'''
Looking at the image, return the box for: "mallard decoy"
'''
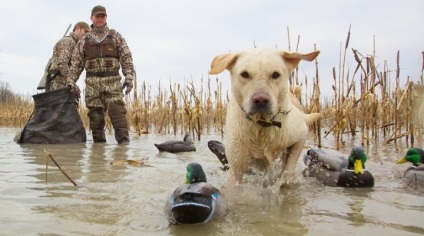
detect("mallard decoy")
[165,162,228,224]
[396,148,424,167]
[303,146,374,187]
[154,133,196,153]
[396,148,424,189]
[207,140,229,171]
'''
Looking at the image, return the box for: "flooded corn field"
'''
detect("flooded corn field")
[0,127,423,235]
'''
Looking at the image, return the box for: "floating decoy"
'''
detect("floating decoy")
[207,140,229,171]
[154,133,196,153]
[303,146,374,187]
[396,148,424,190]
[165,162,228,224]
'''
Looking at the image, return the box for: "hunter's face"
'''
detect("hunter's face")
[91,14,107,28]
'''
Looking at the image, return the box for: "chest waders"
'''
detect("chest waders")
[84,31,129,144]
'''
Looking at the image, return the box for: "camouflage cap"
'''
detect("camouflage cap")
[91,5,107,16]
[74,21,90,32]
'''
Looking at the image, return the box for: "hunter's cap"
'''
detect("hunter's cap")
[91,5,107,16]
[74,21,90,32]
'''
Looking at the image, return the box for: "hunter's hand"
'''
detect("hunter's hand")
[65,78,75,89]
[72,84,81,99]
[65,78,80,99]
[122,78,133,95]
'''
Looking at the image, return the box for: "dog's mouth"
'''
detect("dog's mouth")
[249,113,273,123]
[242,107,291,128]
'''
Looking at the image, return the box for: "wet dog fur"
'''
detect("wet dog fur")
[209,48,321,187]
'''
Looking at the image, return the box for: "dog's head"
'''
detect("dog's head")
[209,48,320,121]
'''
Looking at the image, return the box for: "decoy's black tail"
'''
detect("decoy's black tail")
[207,140,229,171]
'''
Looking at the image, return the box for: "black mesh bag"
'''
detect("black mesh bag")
[18,87,86,144]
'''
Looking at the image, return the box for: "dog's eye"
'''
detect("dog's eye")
[271,72,280,79]
[240,71,249,79]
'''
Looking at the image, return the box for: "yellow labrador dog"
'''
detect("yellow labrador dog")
[209,48,321,187]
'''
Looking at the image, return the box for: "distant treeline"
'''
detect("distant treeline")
[0,81,33,127]
[0,81,19,103]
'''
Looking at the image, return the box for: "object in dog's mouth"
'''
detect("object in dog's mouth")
[245,114,282,128]
[251,115,267,123]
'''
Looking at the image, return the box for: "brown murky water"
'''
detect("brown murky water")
[1,127,423,235]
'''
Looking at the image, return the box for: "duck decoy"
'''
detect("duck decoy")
[207,140,229,171]
[396,148,424,189]
[154,133,196,153]
[165,162,228,224]
[303,146,374,187]
[396,148,424,167]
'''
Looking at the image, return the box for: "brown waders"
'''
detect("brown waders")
[88,102,129,144]
[88,107,106,142]
[108,102,129,143]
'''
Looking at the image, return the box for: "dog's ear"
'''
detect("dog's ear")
[209,53,239,75]
[280,51,320,70]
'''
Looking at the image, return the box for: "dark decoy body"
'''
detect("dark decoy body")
[207,140,229,171]
[396,148,424,190]
[165,162,228,224]
[303,147,374,187]
[154,133,196,153]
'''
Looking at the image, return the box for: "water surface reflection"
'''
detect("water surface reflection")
[0,127,423,235]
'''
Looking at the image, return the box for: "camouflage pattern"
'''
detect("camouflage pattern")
[85,57,120,74]
[85,76,123,108]
[68,24,134,143]
[69,24,135,107]
[49,32,80,91]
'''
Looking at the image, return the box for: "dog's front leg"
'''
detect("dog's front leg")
[225,143,252,185]
[277,140,305,186]
[226,157,252,185]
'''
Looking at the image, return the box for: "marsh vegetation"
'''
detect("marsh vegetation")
[1,29,423,150]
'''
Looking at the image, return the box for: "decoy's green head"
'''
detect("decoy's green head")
[348,146,367,174]
[396,148,424,167]
[185,162,207,184]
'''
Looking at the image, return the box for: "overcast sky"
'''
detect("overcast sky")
[0,0,423,97]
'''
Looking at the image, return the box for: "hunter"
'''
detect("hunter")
[47,22,90,93]
[67,5,135,144]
